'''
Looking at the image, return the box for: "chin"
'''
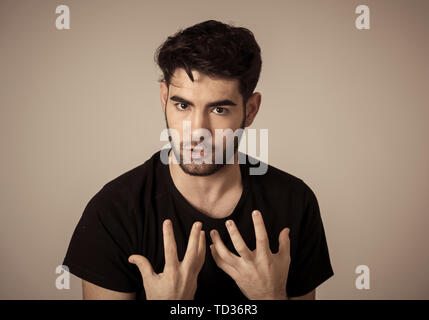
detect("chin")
[179,163,226,176]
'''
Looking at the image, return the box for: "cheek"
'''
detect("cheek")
[212,112,243,132]
[165,108,183,146]
[166,106,185,128]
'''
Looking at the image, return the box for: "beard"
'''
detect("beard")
[168,136,240,176]
[165,110,246,177]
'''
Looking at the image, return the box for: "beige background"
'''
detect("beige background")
[1,0,428,299]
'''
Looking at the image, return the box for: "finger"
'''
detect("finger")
[225,220,251,260]
[210,244,238,279]
[128,254,155,279]
[163,219,179,268]
[252,210,270,253]
[197,230,206,261]
[209,229,239,266]
[197,230,206,269]
[183,221,202,266]
[278,227,291,258]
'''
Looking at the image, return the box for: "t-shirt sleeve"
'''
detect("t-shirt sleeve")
[286,181,334,298]
[62,189,142,293]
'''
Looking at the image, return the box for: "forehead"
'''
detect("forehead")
[169,68,240,100]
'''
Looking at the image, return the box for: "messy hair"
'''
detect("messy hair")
[154,20,262,105]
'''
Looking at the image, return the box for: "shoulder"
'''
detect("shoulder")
[244,153,312,200]
[103,150,160,194]
[86,150,160,219]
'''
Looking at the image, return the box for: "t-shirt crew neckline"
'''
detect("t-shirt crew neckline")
[159,148,250,227]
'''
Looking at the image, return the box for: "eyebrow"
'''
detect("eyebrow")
[169,95,237,108]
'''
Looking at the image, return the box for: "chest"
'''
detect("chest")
[180,186,244,219]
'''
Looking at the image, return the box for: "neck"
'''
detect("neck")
[168,149,242,207]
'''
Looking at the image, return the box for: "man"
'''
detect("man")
[62,20,334,300]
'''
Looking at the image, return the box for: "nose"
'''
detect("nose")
[190,107,211,140]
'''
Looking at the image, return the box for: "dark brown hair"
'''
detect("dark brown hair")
[154,20,262,105]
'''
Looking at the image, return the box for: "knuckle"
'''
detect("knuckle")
[186,261,198,273]
[170,268,179,280]
[257,239,268,248]
[236,244,246,253]
[229,229,237,237]
[165,263,179,274]
[257,234,268,241]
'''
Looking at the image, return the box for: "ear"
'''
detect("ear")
[160,81,168,113]
[244,92,261,127]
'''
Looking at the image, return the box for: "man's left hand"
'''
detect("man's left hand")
[209,210,291,300]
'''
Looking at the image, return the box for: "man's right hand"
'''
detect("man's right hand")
[128,219,206,300]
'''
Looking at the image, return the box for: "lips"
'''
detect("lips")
[182,144,210,159]
[191,148,204,158]
[182,146,206,159]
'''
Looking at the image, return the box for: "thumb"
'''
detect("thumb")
[278,227,291,257]
[128,254,155,279]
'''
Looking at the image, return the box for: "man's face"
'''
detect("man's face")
[161,68,246,176]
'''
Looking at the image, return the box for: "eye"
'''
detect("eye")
[174,103,188,111]
[213,107,228,115]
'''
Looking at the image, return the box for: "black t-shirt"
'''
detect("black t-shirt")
[62,148,334,300]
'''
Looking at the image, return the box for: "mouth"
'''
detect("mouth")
[191,148,205,158]
[183,147,205,159]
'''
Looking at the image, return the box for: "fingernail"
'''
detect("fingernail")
[226,220,232,228]
[164,219,171,226]
[195,221,202,229]
[252,210,260,216]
